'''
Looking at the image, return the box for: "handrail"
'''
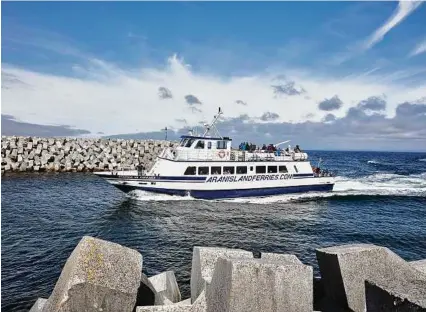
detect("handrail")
[158,148,308,162]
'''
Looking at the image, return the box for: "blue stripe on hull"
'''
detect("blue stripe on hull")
[114,184,334,199]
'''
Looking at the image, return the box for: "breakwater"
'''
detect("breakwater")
[1,136,177,175]
[28,236,426,312]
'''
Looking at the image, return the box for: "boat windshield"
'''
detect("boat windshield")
[185,138,195,148]
[180,138,189,147]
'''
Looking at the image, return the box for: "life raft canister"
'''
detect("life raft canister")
[218,150,226,158]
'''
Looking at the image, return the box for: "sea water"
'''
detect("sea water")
[1,150,426,311]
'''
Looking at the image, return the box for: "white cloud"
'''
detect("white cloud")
[363,1,423,51]
[2,54,425,136]
[409,39,426,57]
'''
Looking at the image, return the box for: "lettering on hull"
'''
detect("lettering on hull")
[206,173,293,183]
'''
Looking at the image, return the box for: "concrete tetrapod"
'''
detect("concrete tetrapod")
[365,278,426,311]
[190,247,253,302]
[206,257,313,312]
[29,298,47,312]
[411,259,426,274]
[316,244,426,312]
[148,271,181,305]
[40,236,142,312]
[136,290,206,312]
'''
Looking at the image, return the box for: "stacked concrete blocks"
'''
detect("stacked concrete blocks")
[316,244,426,312]
[28,237,426,312]
[1,136,178,174]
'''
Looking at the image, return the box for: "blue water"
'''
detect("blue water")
[1,151,426,311]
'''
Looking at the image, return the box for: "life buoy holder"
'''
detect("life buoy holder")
[218,150,226,158]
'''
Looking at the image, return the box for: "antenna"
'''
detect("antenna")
[202,107,223,138]
[161,126,168,140]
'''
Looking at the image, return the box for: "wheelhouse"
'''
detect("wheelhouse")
[178,135,232,151]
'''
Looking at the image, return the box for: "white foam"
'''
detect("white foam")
[332,173,426,196]
[419,158,426,162]
[129,172,426,204]
[224,172,426,204]
[367,160,380,164]
[127,190,195,201]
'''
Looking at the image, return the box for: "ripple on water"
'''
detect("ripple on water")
[2,150,426,311]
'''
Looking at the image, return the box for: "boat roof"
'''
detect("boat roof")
[180,135,232,141]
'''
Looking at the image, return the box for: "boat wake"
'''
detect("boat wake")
[227,172,426,204]
[127,190,195,202]
[128,172,425,203]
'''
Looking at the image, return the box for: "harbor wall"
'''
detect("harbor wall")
[1,136,178,175]
[29,236,426,312]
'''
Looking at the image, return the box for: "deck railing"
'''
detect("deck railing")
[159,148,307,162]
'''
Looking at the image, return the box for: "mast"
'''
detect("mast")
[202,107,223,138]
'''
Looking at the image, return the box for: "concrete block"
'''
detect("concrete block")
[175,299,191,306]
[149,271,181,304]
[207,257,313,312]
[316,244,426,312]
[136,305,191,312]
[191,247,253,302]
[411,259,426,274]
[41,236,142,312]
[135,273,156,307]
[29,298,47,312]
[261,252,302,265]
[191,290,206,312]
[365,279,426,311]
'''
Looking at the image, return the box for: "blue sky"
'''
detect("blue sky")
[2,1,426,151]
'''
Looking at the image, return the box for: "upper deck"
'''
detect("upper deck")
[159,136,308,163]
[159,107,308,163]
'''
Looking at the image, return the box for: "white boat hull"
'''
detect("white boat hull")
[95,171,335,200]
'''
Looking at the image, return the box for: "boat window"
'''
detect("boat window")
[236,166,247,174]
[198,166,209,175]
[207,141,212,149]
[250,166,253,171]
[185,139,195,148]
[268,166,277,173]
[279,166,288,173]
[180,138,188,147]
[293,165,299,173]
[184,166,196,175]
[195,140,205,149]
[256,166,266,174]
[223,166,235,175]
[211,166,221,175]
[217,140,227,149]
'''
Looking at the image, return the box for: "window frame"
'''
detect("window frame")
[236,166,247,174]
[184,166,196,175]
[216,140,227,149]
[256,166,266,174]
[198,166,209,175]
[223,166,235,174]
[211,166,222,175]
[195,140,205,149]
[279,166,288,173]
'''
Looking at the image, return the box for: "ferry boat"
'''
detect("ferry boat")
[94,108,335,199]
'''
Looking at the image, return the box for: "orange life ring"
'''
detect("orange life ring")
[218,150,225,158]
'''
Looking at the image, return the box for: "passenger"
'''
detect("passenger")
[294,145,301,153]
[262,144,267,150]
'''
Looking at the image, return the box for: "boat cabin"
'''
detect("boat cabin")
[178,135,232,151]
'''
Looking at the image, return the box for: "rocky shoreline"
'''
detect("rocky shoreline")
[1,136,177,175]
[29,236,426,312]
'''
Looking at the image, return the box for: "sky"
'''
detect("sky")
[1,1,426,151]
